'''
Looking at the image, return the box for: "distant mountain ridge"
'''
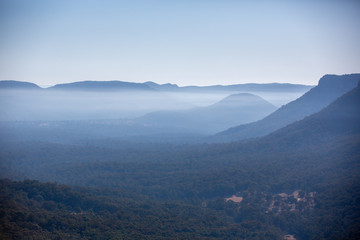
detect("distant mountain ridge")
[50,80,154,91]
[136,93,277,134]
[0,80,313,93]
[258,79,360,149]
[210,93,272,108]
[1,79,359,240]
[213,74,360,142]
[144,81,313,93]
[0,80,41,89]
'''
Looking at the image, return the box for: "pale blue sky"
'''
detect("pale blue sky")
[0,0,359,86]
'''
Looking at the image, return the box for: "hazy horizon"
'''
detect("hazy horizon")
[1,0,359,87]
[0,78,318,88]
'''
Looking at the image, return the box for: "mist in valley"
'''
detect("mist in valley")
[1,0,360,238]
[0,89,193,121]
[1,76,359,240]
[0,87,307,121]
[0,83,314,145]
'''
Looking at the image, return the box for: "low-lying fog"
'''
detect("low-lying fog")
[0,90,193,121]
[164,91,305,107]
[0,87,312,143]
[0,89,305,121]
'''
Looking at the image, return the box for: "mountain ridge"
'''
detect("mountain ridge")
[144,81,313,93]
[0,80,41,89]
[212,73,360,142]
[0,80,313,92]
[49,80,155,91]
[136,93,277,134]
[256,80,360,151]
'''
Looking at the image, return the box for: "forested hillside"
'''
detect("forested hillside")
[0,179,288,240]
[214,74,360,142]
[1,0,359,238]
[0,79,359,239]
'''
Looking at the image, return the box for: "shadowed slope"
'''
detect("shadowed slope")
[213,74,360,142]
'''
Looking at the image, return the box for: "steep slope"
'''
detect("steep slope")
[257,80,360,150]
[0,80,41,89]
[1,80,359,240]
[213,74,360,142]
[50,80,154,91]
[2,79,359,198]
[136,93,277,134]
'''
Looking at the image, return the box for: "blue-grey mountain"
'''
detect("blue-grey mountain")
[0,80,41,89]
[136,93,277,134]
[1,75,359,240]
[144,81,313,93]
[213,74,360,142]
[254,79,360,150]
[50,80,154,91]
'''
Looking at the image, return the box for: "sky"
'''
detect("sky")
[0,0,359,87]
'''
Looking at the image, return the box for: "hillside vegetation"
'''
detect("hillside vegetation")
[0,77,359,239]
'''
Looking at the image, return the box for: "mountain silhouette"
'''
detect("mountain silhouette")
[50,80,154,91]
[144,81,313,93]
[137,93,277,134]
[0,80,41,89]
[213,74,360,142]
[256,80,360,151]
[144,81,180,91]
